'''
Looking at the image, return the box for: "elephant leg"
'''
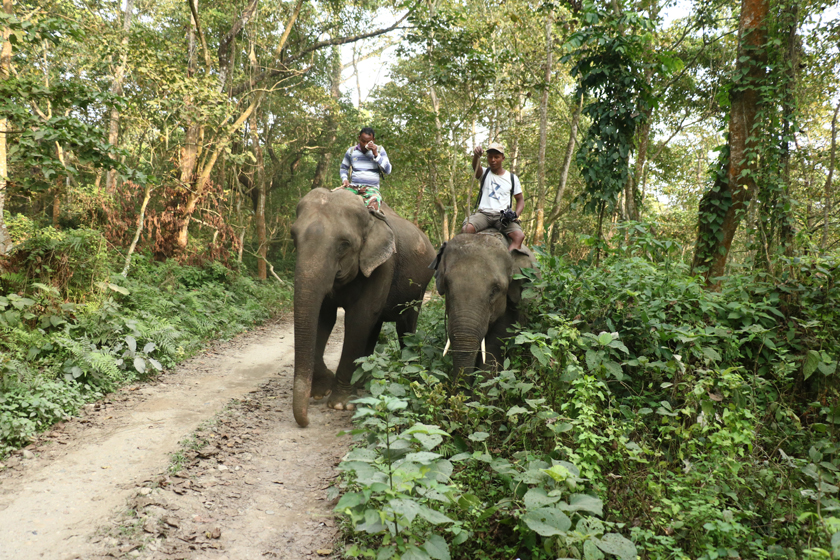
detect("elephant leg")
[395,304,420,348]
[312,300,337,400]
[484,320,510,372]
[365,320,385,356]
[328,309,381,411]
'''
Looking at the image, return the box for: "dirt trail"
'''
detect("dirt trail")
[0,314,353,560]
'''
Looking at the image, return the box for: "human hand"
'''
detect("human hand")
[342,179,350,188]
[366,141,378,157]
[473,145,484,158]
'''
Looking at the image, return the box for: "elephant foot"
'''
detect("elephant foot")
[311,367,335,400]
[327,386,356,411]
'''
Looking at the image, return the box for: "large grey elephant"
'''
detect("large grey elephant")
[430,231,538,375]
[291,188,435,427]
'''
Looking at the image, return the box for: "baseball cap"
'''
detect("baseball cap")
[486,142,505,155]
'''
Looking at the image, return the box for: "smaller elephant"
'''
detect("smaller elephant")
[430,231,538,376]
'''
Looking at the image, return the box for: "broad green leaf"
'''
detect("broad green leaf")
[401,545,431,560]
[506,406,528,416]
[422,535,451,560]
[386,398,408,411]
[414,433,443,450]
[334,492,364,511]
[417,505,454,524]
[524,487,560,509]
[389,498,421,523]
[594,533,637,560]
[542,464,572,482]
[804,350,820,379]
[126,336,137,353]
[133,357,146,374]
[531,344,549,366]
[702,347,721,362]
[597,332,613,345]
[468,431,489,442]
[522,507,572,536]
[584,539,605,560]
[404,452,441,464]
[586,349,601,371]
[562,494,604,517]
[818,361,837,376]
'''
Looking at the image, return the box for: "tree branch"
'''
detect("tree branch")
[187,0,213,69]
[230,11,409,96]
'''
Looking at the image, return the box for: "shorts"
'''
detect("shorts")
[463,210,523,236]
[340,184,381,211]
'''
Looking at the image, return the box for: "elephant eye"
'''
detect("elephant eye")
[337,240,351,254]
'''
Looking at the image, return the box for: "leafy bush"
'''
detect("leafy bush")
[0,236,290,459]
[335,227,840,559]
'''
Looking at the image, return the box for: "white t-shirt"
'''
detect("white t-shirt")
[477,168,523,212]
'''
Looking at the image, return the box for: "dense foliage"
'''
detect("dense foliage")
[335,225,839,559]
[0,224,289,458]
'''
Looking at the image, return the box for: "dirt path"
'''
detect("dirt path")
[0,314,354,560]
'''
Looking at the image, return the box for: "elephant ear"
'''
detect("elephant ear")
[429,243,448,294]
[507,247,539,305]
[360,218,396,277]
[428,243,448,295]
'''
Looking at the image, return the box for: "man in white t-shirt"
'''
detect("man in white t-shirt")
[461,142,525,251]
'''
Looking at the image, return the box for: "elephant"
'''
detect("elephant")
[291,187,436,427]
[430,230,538,376]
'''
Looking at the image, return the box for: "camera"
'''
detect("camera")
[500,208,517,227]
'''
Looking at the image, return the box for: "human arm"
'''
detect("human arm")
[472,146,484,179]
[340,148,352,186]
[513,193,525,218]
[371,145,392,175]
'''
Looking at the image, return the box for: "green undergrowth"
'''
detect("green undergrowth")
[334,225,840,559]
[0,226,290,459]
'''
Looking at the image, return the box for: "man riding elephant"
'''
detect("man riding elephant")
[337,127,391,218]
[462,142,526,251]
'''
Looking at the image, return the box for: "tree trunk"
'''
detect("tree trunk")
[105,0,134,193]
[546,95,582,226]
[180,3,200,185]
[823,102,839,251]
[0,0,14,255]
[692,0,768,287]
[250,105,267,280]
[311,47,341,190]
[625,116,649,221]
[535,11,554,243]
[176,0,303,251]
[121,184,153,277]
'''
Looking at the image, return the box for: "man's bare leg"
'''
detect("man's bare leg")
[508,230,525,251]
[462,223,477,234]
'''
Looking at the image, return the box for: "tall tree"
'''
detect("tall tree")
[0,0,12,255]
[105,0,134,193]
[692,0,769,286]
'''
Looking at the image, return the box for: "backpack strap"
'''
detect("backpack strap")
[509,172,517,209]
[474,168,491,212]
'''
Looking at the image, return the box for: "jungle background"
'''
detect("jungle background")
[1,0,839,557]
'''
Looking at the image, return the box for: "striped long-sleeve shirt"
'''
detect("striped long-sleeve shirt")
[339,145,392,187]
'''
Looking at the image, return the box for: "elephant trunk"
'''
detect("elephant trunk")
[448,306,489,376]
[293,271,330,428]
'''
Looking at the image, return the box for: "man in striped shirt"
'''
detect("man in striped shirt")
[338,127,392,216]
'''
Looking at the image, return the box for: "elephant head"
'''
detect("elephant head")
[291,188,396,427]
[432,232,537,376]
